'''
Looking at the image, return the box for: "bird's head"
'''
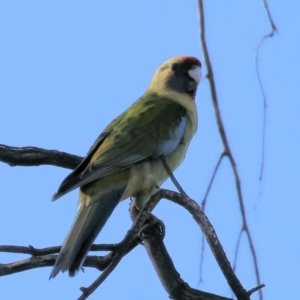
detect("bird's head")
[149,56,201,99]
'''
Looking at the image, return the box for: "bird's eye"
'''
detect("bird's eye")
[191,64,197,70]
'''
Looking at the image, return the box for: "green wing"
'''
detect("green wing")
[52,94,186,200]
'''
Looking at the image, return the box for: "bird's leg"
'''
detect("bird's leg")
[159,155,189,198]
[129,200,165,240]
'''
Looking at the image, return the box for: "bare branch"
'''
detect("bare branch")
[232,230,243,271]
[0,245,61,256]
[1,145,264,299]
[0,244,119,256]
[0,244,124,276]
[142,222,233,300]
[163,190,249,300]
[247,284,266,297]
[262,0,277,32]
[78,252,122,300]
[201,152,226,209]
[78,191,163,299]
[0,255,56,275]
[0,144,82,169]
[199,153,226,279]
[256,0,277,181]
[197,1,262,298]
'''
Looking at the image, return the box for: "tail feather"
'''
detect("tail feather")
[49,186,125,279]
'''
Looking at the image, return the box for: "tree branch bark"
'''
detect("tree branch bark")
[0,144,82,169]
[197,2,262,299]
[0,144,264,299]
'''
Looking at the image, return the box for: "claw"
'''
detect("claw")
[138,212,165,240]
[129,201,165,240]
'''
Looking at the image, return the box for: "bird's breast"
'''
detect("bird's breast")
[121,112,196,206]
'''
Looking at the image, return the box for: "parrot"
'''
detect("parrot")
[49,55,201,279]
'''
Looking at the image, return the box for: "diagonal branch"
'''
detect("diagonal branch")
[139,215,233,300]
[163,190,250,300]
[142,212,264,300]
[0,145,265,299]
[197,1,262,299]
[78,190,163,299]
[199,152,226,280]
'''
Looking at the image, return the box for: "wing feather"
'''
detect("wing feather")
[53,95,186,200]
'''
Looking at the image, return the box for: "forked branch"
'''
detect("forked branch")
[0,145,264,299]
[197,2,265,299]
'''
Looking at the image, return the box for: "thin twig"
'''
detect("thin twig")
[201,152,226,209]
[256,0,277,181]
[232,230,243,271]
[247,284,266,296]
[199,152,226,280]
[197,1,262,298]
[78,253,123,300]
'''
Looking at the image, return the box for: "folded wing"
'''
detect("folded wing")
[52,96,187,200]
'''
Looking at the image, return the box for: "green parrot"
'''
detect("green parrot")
[50,56,201,278]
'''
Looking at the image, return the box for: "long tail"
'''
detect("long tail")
[49,186,125,279]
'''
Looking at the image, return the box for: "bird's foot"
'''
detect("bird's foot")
[138,212,165,240]
[129,201,165,240]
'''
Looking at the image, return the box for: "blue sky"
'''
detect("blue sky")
[1,1,300,299]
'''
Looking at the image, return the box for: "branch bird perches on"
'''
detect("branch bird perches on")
[0,144,264,299]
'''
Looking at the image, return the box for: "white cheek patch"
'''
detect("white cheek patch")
[188,66,201,84]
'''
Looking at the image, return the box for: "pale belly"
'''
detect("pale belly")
[121,141,188,208]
